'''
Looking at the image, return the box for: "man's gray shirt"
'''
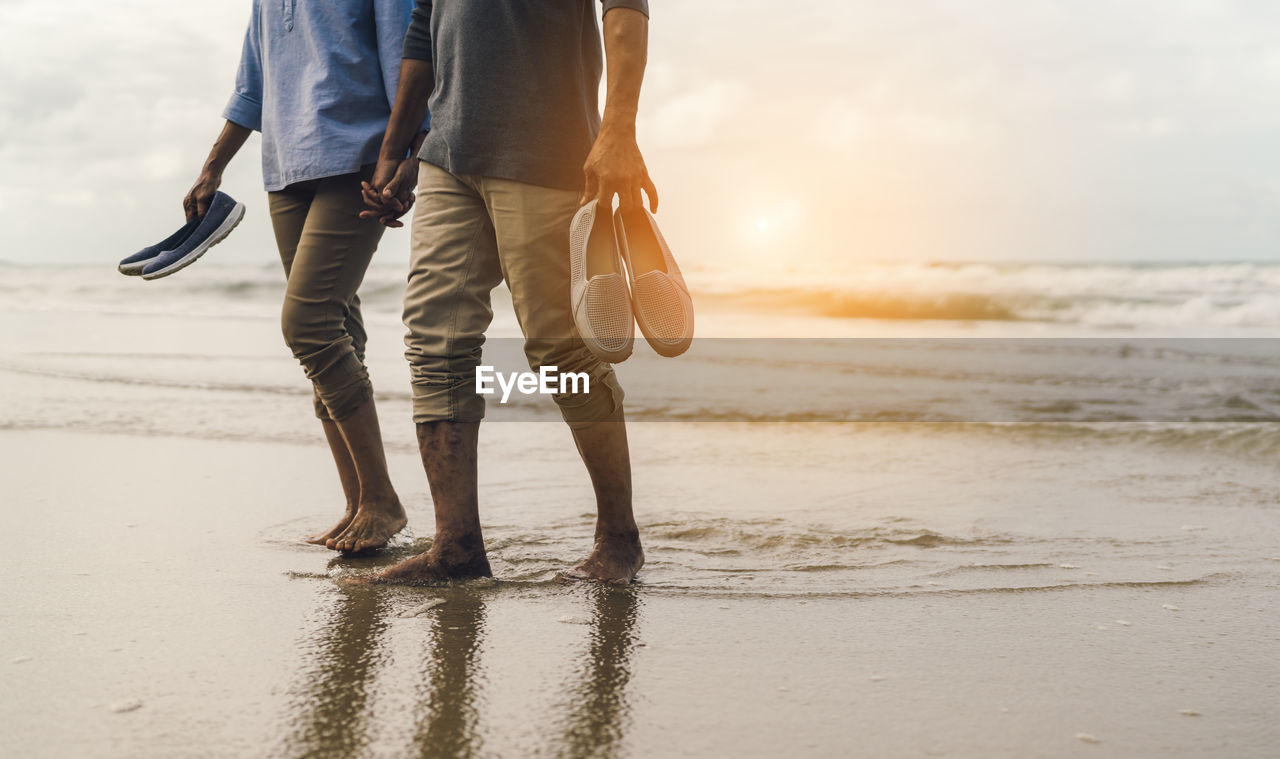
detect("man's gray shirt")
[402,0,650,191]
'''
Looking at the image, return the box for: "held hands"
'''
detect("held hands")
[359,125,659,223]
[183,169,222,222]
[360,156,419,228]
[580,124,658,213]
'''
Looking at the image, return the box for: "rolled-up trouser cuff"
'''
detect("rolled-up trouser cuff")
[301,346,373,421]
[313,378,373,422]
[410,369,487,424]
[309,335,370,421]
[555,362,624,429]
[408,358,624,427]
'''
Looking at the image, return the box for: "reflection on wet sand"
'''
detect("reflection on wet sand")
[277,581,642,759]
[280,584,393,758]
[411,589,488,758]
[550,587,642,758]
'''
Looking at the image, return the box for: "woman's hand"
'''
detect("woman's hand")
[183,168,223,222]
[183,120,251,222]
[360,156,419,228]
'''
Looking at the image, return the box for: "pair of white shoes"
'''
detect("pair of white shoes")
[570,200,695,363]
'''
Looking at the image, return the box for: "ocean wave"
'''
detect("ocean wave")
[711,289,1026,321]
[710,287,1280,328]
[692,260,1280,327]
[960,421,1280,460]
[7,261,1280,328]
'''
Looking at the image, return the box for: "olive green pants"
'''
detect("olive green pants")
[403,162,624,427]
[268,169,384,422]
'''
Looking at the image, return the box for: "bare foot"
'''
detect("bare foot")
[563,530,644,585]
[305,509,356,546]
[350,532,492,586]
[328,498,408,554]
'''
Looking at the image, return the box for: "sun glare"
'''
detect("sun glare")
[743,203,803,245]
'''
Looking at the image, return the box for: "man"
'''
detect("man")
[360,0,656,584]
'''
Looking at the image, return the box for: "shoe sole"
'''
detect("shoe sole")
[636,319,693,358]
[117,261,150,276]
[141,203,245,281]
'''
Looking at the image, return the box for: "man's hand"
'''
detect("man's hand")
[360,156,419,228]
[581,125,658,213]
[183,169,222,222]
[584,7,656,212]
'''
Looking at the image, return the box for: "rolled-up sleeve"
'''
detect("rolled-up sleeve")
[222,0,264,132]
[402,0,432,61]
[602,0,648,17]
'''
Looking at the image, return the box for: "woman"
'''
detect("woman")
[185,0,427,552]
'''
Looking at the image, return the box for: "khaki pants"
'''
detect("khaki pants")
[268,169,385,422]
[403,162,623,427]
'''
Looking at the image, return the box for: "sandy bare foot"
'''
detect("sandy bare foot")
[305,509,356,546]
[328,499,408,554]
[349,532,492,586]
[562,531,645,585]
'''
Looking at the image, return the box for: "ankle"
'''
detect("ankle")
[430,530,488,566]
[594,523,640,543]
[433,526,484,547]
[357,487,401,510]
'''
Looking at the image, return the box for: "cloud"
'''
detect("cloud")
[0,0,259,260]
[640,78,748,149]
[818,100,862,150]
[3,0,1280,265]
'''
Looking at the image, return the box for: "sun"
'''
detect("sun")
[743,203,803,244]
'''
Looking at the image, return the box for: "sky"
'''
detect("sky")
[2,0,1280,271]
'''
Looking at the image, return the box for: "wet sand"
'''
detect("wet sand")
[3,427,1278,758]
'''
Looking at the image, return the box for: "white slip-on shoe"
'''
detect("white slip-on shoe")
[614,206,694,358]
[569,199,635,364]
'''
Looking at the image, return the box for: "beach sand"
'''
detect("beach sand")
[3,423,1277,758]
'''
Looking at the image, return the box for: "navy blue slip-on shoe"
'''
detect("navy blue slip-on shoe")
[117,216,200,276]
[140,191,246,281]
